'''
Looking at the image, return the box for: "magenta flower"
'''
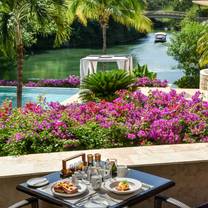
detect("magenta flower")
[15,133,24,142]
[137,130,147,138]
[127,133,136,140]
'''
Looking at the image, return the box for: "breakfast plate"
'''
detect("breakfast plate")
[104,178,142,195]
[51,180,87,197]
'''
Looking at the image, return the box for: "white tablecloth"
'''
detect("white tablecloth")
[80,55,133,81]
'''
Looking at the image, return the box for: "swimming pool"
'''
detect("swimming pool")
[0,87,79,107]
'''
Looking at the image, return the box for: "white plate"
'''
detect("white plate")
[51,180,87,198]
[27,177,49,188]
[104,178,142,195]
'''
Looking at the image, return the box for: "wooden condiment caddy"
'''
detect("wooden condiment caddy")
[61,153,86,178]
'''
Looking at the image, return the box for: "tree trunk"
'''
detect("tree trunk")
[17,44,23,108]
[102,24,107,54]
[16,23,23,108]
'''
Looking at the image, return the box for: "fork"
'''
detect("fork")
[75,192,97,205]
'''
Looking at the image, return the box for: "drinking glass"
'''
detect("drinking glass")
[117,165,128,177]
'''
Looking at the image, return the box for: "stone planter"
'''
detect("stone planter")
[200,69,208,90]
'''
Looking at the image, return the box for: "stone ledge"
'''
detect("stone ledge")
[1,143,208,179]
[62,87,208,105]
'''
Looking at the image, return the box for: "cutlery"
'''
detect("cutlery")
[90,198,109,207]
[99,194,120,203]
[141,183,153,190]
[75,192,97,205]
[39,183,51,190]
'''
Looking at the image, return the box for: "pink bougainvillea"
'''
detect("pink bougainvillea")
[0,89,207,156]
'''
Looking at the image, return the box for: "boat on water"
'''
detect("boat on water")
[154,32,167,43]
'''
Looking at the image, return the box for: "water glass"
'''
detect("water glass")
[91,175,102,190]
[98,168,111,181]
[117,165,128,177]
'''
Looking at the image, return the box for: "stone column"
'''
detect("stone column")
[200,69,208,90]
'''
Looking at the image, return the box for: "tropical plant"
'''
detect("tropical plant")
[133,64,157,80]
[146,0,193,11]
[0,51,16,77]
[0,0,71,107]
[197,29,208,68]
[67,0,151,53]
[168,21,206,88]
[80,70,135,102]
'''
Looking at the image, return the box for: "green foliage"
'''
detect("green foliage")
[180,6,199,27]
[0,0,71,57]
[70,122,128,149]
[0,51,16,75]
[197,26,208,68]
[171,0,193,12]
[168,21,206,88]
[146,0,193,11]
[133,64,156,80]
[3,135,66,156]
[146,0,170,10]
[174,75,199,89]
[0,109,67,155]
[68,0,151,31]
[80,70,135,102]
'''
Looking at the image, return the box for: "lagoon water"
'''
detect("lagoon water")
[1,33,183,84]
[130,33,183,84]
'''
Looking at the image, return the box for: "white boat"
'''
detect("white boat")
[154,32,167,43]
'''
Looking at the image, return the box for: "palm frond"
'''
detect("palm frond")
[67,0,151,36]
[0,8,15,56]
[197,31,208,67]
[67,0,100,25]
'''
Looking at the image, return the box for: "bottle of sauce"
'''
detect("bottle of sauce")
[87,154,94,181]
[87,154,94,166]
[94,153,101,168]
[110,159,117,177]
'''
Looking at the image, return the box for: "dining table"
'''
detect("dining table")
[16,169,175,208]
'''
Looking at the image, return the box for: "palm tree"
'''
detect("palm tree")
[0,0,71,107]
[67,0,151,54]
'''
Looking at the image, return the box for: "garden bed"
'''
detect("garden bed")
[0,76,168,88]
[0,89,207,156]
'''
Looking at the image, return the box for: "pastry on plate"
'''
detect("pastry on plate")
[116,180,130,191]
[54,181,78,194]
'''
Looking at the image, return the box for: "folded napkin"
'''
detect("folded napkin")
[27,177,49,187]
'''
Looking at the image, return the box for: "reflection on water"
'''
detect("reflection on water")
[1,32,183,84]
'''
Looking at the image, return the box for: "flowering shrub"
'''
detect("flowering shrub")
[0,89,207,156]
[0,75,167,88]
[133,77,168,87]
[0,75,80,88]
[0,80,18,86]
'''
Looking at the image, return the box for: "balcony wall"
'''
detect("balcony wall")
[1,143,208,208]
